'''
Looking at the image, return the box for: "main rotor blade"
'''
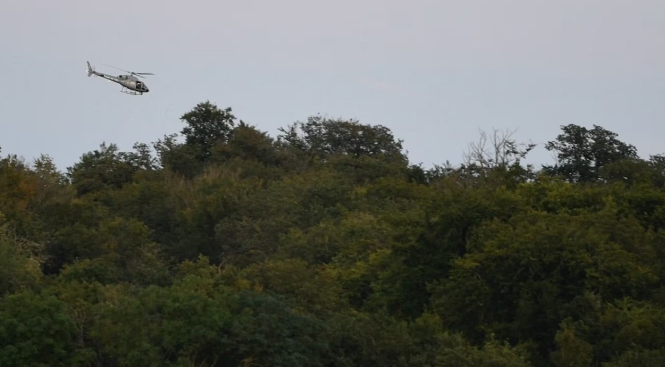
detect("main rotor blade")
[132,72,154,78]
[101,63,155,78]
[102,63,131,73]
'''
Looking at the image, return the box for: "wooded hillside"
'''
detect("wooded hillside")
[1,101,664,366]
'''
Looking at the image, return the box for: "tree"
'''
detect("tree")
[7,99,665,367]
[277,115,407,163]
[66,142,137,196]
[32,154,68,187]
[0,224,44,296]
[459,128,537,186]
[117,142,159,171]
[152,133,204,178]
[0,291,82,367]
[211,121,281,166]
[462,128,535,171]
[180,100,237,162]
[543,124,638,182]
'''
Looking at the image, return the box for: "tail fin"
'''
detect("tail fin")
[86,61,93,77]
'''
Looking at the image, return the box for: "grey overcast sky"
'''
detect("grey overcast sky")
[1,0,664,170]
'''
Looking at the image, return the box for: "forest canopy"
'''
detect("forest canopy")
[1,100,665,367]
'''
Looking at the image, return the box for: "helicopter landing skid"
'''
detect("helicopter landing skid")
[120,87,143,95]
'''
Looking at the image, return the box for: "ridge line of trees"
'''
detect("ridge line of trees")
[1,100,664,367]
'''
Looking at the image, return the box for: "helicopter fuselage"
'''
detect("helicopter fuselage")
[86,61,153,95]
[90,71,149,95]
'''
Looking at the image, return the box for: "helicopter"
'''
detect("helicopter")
[86,61,153,95]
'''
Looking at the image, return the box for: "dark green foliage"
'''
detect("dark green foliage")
[0,291,82,367]
[66,142,138,196]
[1,105,664,366]
[277,115,408,164]
[180,100,237,162]
[543,124,639,182]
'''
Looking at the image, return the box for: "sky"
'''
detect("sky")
[1,0,665,171]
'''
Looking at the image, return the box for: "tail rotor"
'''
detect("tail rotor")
[86,61,94,77]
